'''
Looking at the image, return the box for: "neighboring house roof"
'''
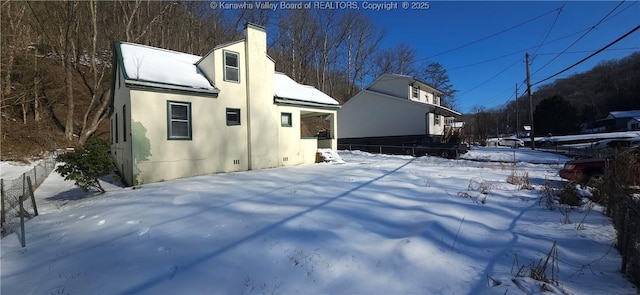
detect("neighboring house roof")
[607,110,640,119]
[117,42,218,94]
[274,72,340,107]
[372,73,445,95]
[345,73,459,117]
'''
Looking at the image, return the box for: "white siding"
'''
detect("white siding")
[339,91,431,138]
[368,76,410,99]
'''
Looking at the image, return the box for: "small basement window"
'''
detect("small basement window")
[226,108,241,126]
[281,112,292,127]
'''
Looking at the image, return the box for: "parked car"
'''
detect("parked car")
[498,138,525,148]
[560,144,640,184]
[559,157,607,183]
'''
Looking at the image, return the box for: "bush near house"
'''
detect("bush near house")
[55,137,115,193]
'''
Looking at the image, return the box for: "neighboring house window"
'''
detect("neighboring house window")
[434,113,441,126]
[224,51,240,82]
[168,101,192,140]
[226,108,241,126]
[122,105,127,142]
[412,85,419,98]
[115,114,119,143]
[111,118,115,144]
[281,112,292,127]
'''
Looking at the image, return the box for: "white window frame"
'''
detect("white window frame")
[412,85,419,98]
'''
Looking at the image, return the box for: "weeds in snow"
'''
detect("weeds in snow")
[539,181,556,210]
[560,206,571,224]
[451,216,466,250]
[507,170,533,190]
[514,241,562,293]
[576,201,594,230]
[453,178,497,204]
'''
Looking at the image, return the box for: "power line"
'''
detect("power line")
[532,25,640,86]
[531,1,626,76]
[423,6,563,60]
[531,4,564,56]
[457,58,522,97]
[448,24,603,72]
[536,47,640,56]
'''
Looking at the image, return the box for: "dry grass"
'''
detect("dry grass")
[507,170,534,190]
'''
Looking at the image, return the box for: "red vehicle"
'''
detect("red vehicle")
[559,157,607,183]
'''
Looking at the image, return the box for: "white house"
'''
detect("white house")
[338,74,461,145]
[109,23,340,186]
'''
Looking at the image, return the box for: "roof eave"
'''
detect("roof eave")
[125,79,220,95]
[274,97,340,110]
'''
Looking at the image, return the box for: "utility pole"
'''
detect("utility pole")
[515,83,519,138]
[526,53,535,150]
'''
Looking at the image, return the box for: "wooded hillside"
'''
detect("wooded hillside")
[464,52,640,141]
[1,1,456,161]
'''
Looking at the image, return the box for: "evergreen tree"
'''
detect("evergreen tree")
[533,95,580,136]
[55,137,116,193]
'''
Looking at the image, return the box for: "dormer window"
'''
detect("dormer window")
[224,51,239,82]
[434,96,440,105]
[412,85,419,98]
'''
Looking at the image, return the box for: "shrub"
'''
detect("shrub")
[558,183,582,206]
[55,137,115,193]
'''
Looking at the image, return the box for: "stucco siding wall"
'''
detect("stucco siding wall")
[129,89,248,184]
[277,106,303,166]
[111,66,134,186]
[245,26,279,170]
[196,52,216,84]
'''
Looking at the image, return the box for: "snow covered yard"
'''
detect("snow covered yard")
[1,149,637,294]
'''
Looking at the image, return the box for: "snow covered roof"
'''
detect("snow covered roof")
[115,42,339,106]
[274,72,340,107]
[607,110,640,119]
[117,42,217,93]
[369,73,445,95]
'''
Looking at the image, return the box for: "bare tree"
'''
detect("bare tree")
[75,0,111,145]
[341,12,383,98]
[372,43,418,77]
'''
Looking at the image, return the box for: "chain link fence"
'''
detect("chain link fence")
[1,150,63,245]
[598,149,640,288]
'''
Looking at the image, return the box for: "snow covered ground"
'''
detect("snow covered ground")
[1,148,637,294]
